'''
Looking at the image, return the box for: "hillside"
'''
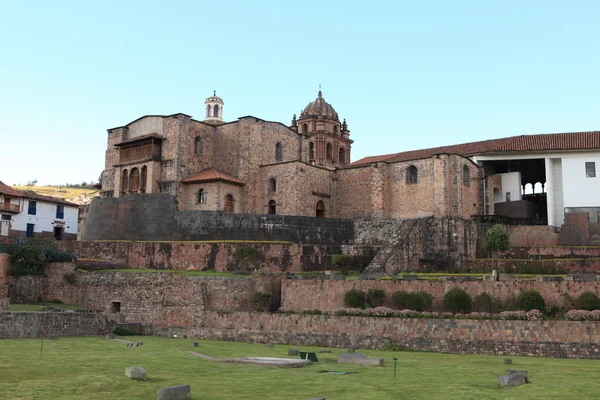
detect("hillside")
[12,186,99,205]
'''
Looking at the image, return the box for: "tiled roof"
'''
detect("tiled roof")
[114,133,164,147]
[21,190,79,207]
[347,131,600,167]
[0,181,24,197]
[182,168,245,186]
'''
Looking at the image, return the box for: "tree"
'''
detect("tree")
[483,224,510,256]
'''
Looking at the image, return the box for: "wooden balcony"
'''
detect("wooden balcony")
[0,202,20,213]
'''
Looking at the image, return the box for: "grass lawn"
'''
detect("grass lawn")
[0,337,598,399]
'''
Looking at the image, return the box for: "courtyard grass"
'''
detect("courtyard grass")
[1,336,599,399]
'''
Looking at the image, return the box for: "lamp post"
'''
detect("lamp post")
[393,357,398,378]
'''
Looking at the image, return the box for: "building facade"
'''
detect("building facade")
[99,91,600,228]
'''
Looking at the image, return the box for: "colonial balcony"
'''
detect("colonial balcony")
[0,202,20,213]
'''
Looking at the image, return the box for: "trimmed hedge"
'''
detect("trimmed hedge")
[366,289,386,308]
[344,288,366,308]
[576,292,600,311]
[443,287,472,314]
[390,290,433,311]
[516,290,546,312]
[252,291,272,312]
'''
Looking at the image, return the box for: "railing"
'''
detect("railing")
[472,215,548,226]
[0,202,20,213]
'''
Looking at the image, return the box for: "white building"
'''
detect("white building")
[0,182,79,240]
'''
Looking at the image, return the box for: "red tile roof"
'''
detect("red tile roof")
[347,131,600,167]
[21,190,78,207]
[0,181,24,197]
[182,168,245,186]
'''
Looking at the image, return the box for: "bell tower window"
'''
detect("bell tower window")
[275,142,283,161]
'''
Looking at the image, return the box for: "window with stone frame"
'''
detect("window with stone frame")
[326,143,333,161]
[198,189,206,204]
[275,142,283,161]
[462,165,470,185]
[339,147,346,164]
[406,165,418,184]
[269,178,276,193]
[195,137,203,156]
[268,200,276,214]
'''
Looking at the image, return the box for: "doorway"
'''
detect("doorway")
[54,227,63,240]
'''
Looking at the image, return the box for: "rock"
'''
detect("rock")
[125,366,147,380]
[106,333,115,339]
[288,349,299,356]
[492,270,499,281]
[266,343,274,347]
[506,370,528,378]
[338,353,384,366]
[497,374,526,387]
[156,384,191,400]
[403,274,418,281]
[347,347,355,353]
[192,342,199,348]
[319,350,332,353]
[504,359,512,365]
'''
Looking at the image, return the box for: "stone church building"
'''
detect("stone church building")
[100,91,600,228]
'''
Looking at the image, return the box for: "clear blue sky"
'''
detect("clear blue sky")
[2,1,599,185]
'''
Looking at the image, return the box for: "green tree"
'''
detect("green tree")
[483,224,510,256]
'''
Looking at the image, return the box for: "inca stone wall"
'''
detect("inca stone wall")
[0,312,118,339]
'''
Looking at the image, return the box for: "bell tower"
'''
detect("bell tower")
[204,91,224,123]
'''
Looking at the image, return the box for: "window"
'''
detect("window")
[406,166,418,184]
[326,143,333,161]
[130,168,140,192]
[462,165,470,185]
[28,201,37,215]
[1,215,10,221]
[309,142,315,160]
[111,301,121,313]
[140,166,147,193]
[225,194,234,213]
[302,124,308,134]
[195,137,203,156]
[198,189,206,204]
[316,201,325,218]
[26,223,34,238]
[121,169,129,194]
[56,205,64,219]
[275,142,283,161]
[586,162,596,178]
[269,178,276,192]
[339,147,346,164]
[506,192,511,202]
[206,104,212,118]
[213,104,219,117]
[268,200,276,214]
[333,125,338,134]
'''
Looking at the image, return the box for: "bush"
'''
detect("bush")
[443,287,472,314]
[252,291,272,312]
[332,254,359,275]
[576,292,600,311]
[113,326,138,336]
[473,292,500,313]
[483,224,510,254]
[366,289,386,308]
[390,290,433,311]
[344,288,366,308]
[516,290,546,313]
[232,246,264,270]
[6,238,75,276]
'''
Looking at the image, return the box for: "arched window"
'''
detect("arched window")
[339,147,346,164]
[275,142,283,161]
[269,178,276,192]
[198,189,206,204]
[524,183,533,194]
[195,137,203,156]
[462,165,470,185]
[225,194,234,213]
[268,200,276,215]
[309,142,315,160]
[316,201,325,218]
[206,105,212,118]
[326,143,333,161]
[302,124,308,134]
[121,169,129,195]
[213,104,219,117]
[140,166,147,193]
[493,188,502,202]
[333,125,338,134]
[130,168,140,192]
[406,165,418,184]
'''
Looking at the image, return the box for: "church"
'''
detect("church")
[99,91,600,228]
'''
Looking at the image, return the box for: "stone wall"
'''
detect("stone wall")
[195,311,600,358]
[83,194,354,245]
[0,312,118,339]
[0,253,9,310]
[281,279,600,311]
[506,225,559,247]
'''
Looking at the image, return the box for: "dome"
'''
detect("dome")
[300,91,339,121]
[205,90,223,105]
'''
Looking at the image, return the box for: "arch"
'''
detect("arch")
[213,104,219,117]
[269,178,276,193]
[268,200,276,215]
[493,187,502,202]
[309,142,315,160]
[326,143,333,161]
[333,125,338,134]
[225,194,234,213]
[198,189,206,204]
[275,142,283,161]
[121,169,129,194]
[316,200,325,218]
[206,104,212,118]
[524,183,533,195]
[302,124,308,134]
[195,137,203,156]
[338,147,346,164]
[534,182,543,194]
[462,165,470,185]
[140,166,147,193]
[406,165,418,184]
[129,168,140,192]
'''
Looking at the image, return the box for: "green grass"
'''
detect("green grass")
[0,337,599,399]
[89,269,256,277]
[5,303,82,312]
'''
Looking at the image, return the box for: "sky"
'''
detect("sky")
[2,1,600,186]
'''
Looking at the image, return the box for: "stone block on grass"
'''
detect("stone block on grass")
[497,374,525,387]
[288,349,299,356]
[125,366,147,380]
[192,342,199,348]
[157,384,191,400]
[338,353,384,366]
[504,359,512,365]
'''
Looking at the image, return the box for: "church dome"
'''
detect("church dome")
[300,91,339,121]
